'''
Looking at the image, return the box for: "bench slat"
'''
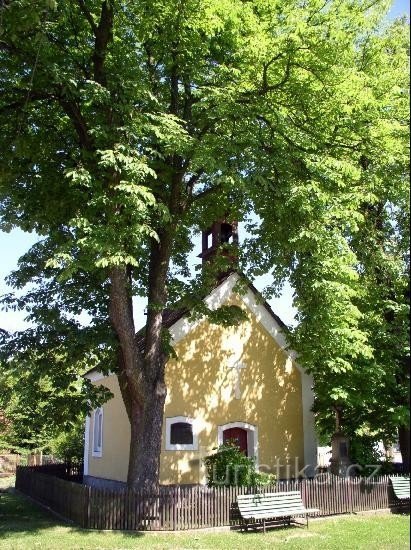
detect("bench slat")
[238,497,304,505]
[240,506,320,514]
[242,510,319,519]
[239,500,305,506]
[237,491,301,500]
[238,502,305,513]
[241,508,307,516]
[389,477,410,500]
[238,495,302,501]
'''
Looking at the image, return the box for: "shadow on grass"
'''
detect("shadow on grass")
[236,521,306,535]
[0,490,304,541]
[0,491,145,541]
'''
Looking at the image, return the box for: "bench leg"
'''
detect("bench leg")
[263,518,266,534]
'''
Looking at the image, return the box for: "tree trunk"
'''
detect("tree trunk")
[127,388,167,490]
[398,425,410,473]
[110,228,175,490]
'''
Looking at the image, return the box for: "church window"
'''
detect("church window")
[165,417,198,451]
[92,407,103,457]
[171,422,193,445]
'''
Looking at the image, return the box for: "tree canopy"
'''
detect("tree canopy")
[0,0,409,486]
[244,14,409,465]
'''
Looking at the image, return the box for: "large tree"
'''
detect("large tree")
[245,17,410,467]
[0,0,408,488]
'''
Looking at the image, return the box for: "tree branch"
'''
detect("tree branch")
[59,98,94,152]
[77,0,98,34]
[262,53,284,90]
[169,50,179,115]
[92,0,114,85]
[0,90,56,115]
[191,184,222,203]
[260,56,292,95]
[109,266,145,401]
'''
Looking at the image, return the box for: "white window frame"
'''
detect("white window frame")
[83,415,90,474]
[217,421,258,464]
[165,416,198,451]
[92,407,104,458]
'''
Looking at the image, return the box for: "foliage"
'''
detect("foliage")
[0,335,111,453]
[348,435,394,476]
[48,419,85,462]
[203,442,275,487]
[243,15,410,457]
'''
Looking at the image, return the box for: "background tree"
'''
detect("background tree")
[245,17,409,468]
[0,313,110,456]
[1,0,408,489]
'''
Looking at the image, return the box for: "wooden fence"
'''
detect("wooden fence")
[0,454,20,474]
[0,453,63,474]
[15,467,409,531]
[27,453,62,467]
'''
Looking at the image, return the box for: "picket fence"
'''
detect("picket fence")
[15,465,409,531]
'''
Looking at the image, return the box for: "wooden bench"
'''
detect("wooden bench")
[390,476,410,500]
[237,491,319,532]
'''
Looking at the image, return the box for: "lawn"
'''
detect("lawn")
[0,479,409,550]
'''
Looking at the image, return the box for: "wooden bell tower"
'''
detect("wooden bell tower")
[198,219,239,272]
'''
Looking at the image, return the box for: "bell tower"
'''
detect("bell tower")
[198,219,239,272]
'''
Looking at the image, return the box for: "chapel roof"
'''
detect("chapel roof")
[84,271,288,377]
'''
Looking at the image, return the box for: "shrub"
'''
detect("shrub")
[48,420,84,462]
[203,441,275,487]
[350,436,395,476]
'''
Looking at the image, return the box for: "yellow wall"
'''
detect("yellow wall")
[88,375,130,482]
[88,294,304,484]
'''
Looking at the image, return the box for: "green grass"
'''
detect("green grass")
[0,476,15,491]
[0,487,409,550]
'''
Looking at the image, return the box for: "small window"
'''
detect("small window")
[166,417,198,451]
[207,231,213,249]
[170,422,193,445]
[92,407,103,457]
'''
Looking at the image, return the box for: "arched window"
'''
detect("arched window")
[92,407,103,457]
[165,417,198,451]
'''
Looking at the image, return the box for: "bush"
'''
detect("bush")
[349,435,395,476]
[252,470,276,485]
[48,420,84,462]
[203,441,275,487]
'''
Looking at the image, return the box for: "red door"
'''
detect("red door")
[223,427,248,455]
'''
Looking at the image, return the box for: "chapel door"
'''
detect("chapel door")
[223,427,248,456]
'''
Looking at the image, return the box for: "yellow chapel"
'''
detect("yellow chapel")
[83,222,317,488]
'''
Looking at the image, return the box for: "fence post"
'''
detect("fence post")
[348,477,353,513]
[172,486,176,531]
[84,484,91,528]
[301,478,306,506]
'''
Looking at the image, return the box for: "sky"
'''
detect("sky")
[387,0,410,18]
[0,0,409,333]
[0,224,297,332]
